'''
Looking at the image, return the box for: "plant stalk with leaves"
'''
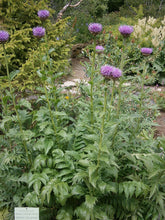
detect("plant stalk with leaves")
[3,42,32,165]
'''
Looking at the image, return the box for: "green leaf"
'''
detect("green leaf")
[85,195,97,210]
[52,149,64,158]
[33,154,47,169]
[88,165,98,188]
[57,169,73,178]
[75,203,90,220]
[10,69,20,80]
[149,184,158,199]
[53,182,70,206]
[106,182,117,194]
[58,130,72,141]
[33,180,41,195]
[18,99,32,110]
[156,193,165,211]
[45,127,54,135]
[29,172,49,188]
[56,208,73,220]
[44,139,54,155]
[22,192,39,206]
[71,185,85,196]
[41,180,54,204]
[23,129,35,141]
[78,159,90,167]
[128,182,135,198]
[98,181,107,193]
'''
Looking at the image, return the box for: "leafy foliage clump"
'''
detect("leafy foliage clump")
[0,0,73,90]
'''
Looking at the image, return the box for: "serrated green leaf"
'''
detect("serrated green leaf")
[33,180,41,195]
[52,149,64,157]
[88,165,98,188]
[85,195,97,210]
[44,139,54,155]
[75,203,90,220]
[56,208,73,220]
[22,192,39,206]
[18,99,32,110]
[10,69,20,80]
[71,185,85,196]
[128,182,135,198]
[33,154,47,169]
[78,159,90,167]
[53,182,70,206]
[57,169,73,177]
[98,181,107,193]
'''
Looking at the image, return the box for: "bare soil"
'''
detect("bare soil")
[68,58,89,81]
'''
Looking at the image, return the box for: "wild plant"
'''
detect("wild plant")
[0,12,165,220]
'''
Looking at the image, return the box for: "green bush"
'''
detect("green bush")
[0,0,73,90]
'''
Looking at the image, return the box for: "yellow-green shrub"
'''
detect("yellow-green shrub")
[0,0,73,91]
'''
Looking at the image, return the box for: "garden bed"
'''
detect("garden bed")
[69,58,165,137]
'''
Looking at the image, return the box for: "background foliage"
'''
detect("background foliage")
[0,0,73,90]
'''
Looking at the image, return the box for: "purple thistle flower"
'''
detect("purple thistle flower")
[141,47,153,56]
[100,65,122,80]
[37,10,50,20]
[118,25,134,37]
[0,30,9,43]
[96,45,105,53]
[100,65,114,78]
[112,67,122,78]
[88,23,102,35]
[33,27,45,38]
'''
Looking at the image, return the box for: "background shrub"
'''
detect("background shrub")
[0,0,73,91]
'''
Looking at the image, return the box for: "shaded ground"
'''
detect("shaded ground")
[67,58,89,81]
[70,58,165,137]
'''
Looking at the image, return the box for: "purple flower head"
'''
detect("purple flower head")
[37,10,50,20]
[96,45,105,53]
[100,65,122,80]
[33,27,45,38]
[100,65,114,78]
[112,67,122,78]
[88,23,102,35]
[0,30,9,43]
[141,47,153,56]
[118,25,134,37]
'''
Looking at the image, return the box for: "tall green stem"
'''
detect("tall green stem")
[108,80,115,121]
[39,43,56,135]
[3,44,31,164]
[111,38,126,149]
[44,32,51,72]
[97,84,107,168]
[44,32,58,111]
[136,61,147,132]
[90,37,96,125]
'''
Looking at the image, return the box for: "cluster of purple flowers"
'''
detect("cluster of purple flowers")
[32,9,50,38]
[33,27,45,38]
[0,30,9,43]
[100,65,122,80]
[37,10,50,20]
[118,25,134,37]
[88,23,102,35]
[96,45,104,53]
[141,47,153,56]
